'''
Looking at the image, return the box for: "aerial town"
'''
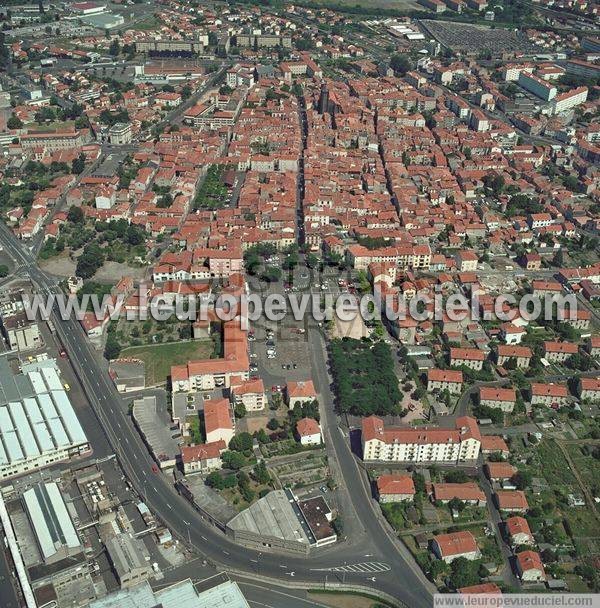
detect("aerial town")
[0,0,599,607]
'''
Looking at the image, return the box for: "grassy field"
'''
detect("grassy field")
[25,120,75,133]
[120,340,213,386]
[536,439,579,491]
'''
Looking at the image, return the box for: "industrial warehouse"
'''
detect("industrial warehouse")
[0,357,90,479]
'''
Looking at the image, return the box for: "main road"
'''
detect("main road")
[0,222,434,607]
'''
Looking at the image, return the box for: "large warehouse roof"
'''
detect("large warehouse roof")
[0,358,88,469]
[23,482,81,562]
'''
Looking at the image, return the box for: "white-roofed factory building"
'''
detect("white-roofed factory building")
[0,357,90,480]
[22,482,82,565]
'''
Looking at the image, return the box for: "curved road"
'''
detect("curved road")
[0,223,433,607]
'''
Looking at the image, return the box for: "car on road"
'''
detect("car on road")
[151,464,159,473]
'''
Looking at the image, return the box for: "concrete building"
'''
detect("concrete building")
[226,489,318,555]
[518,72,557,101]
[0,359,90,480]
[551,87,588,115]
[362,416,481,464]
[105,533,153,589]
[20,129,91,152]
[107,122,132,145]
[88,574,250,608]
[6,324,43,352]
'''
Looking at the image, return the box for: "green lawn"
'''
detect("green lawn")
[120,340,213,386]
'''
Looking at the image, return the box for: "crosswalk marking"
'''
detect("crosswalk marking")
[312,562,391,574]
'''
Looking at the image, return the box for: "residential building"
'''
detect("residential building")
[543,341,578,363]
[296,418,322,446]
[433,482,486,506]
[516,550,545,582]
[230,378,266,412]
[180,440,226,475]
[376,474,416,503]
[578,377,600,402]
[204,399,234,446]
[530,383,570,407]
[450,347,485,371]
[286,380,317,407]
[506,516,534,547]
[362,416,481,463]
[485,461,517,481]
[496,345,532,369]
[427,369,464,394]
[431,531,480,563]
[495,490,529,513]
[479,386,517,413]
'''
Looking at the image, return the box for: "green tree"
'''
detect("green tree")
[261,266,282,283]
[104,335,121,360]
[221,450,245,470]
[0,265,9,278]
[71,153,85,175]
[7,114,23,129]
[67,205,84,224]
[390,53,411,75]
[229,432,253,452]
[449,557,480,589]
[252,461,270,485]
[109,39,120,56]
[234,402,247,419]
[206,471,224,490]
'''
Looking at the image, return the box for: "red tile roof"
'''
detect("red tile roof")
[433,530,478,558]
[180,439,226,464]
[377,474,416,496]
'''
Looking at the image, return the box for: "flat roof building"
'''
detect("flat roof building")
[0,357,90,479]
[88,573,250,608]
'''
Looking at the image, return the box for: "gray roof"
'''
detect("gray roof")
[0,359,88,468]
[88,575,250,608]
[105,534,148,578]
[227,490,310,545]
[22,482,81,562]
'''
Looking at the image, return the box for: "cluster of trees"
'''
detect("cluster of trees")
[356,235,391,250]
[77,242,104,280]
[330,338,401,416]
[99,109,130,126]
[104,323,121,360]
[505,194,544,218]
